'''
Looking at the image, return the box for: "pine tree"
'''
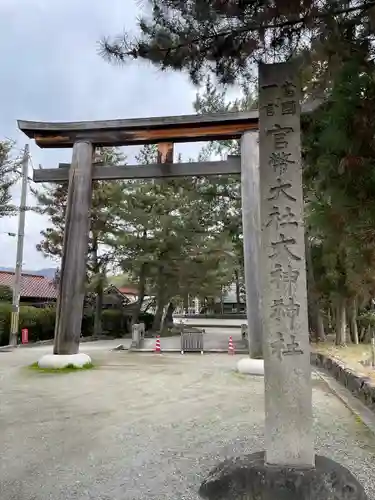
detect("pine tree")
[108,144,237,331]
[192,77,259,310]
[303,54,375,344]
[0,140,20,218]
[32,147,127,335]
[193,55,375,344]
[101,1,375,84]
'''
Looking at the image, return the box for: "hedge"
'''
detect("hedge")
[0,303,154,346]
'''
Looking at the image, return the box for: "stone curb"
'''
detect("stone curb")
[177,324,242,329]
[9,336,120,349]
[117,347,249,354]
[0,345,13,351]
[313,368,375,435]
[311,352,375,415]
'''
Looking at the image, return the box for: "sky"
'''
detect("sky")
[0,0,225,270]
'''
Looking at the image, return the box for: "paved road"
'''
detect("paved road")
[176,318,247,351]
[107,321,247,351]
[176,317,246,327]
[1,343,375,500]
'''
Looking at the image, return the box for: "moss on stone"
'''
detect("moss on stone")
[28,361,94,373]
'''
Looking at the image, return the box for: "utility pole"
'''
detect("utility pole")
[9,145,29,347]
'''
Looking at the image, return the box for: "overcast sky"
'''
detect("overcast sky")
[0,0,222,270]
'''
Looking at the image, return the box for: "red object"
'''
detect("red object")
[228,336,235,355]
[21,328,29,344]
[154,335,161,353]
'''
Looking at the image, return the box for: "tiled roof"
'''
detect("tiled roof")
[0,271,58,299]
[117,286,138,295]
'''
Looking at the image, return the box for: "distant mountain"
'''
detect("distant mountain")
[33,268,57,279]
[0,267,57,279]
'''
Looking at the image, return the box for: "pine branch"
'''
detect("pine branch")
[101,1,375,63]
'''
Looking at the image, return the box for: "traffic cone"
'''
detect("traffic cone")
[154,335,161,353]
[228,336,235,355]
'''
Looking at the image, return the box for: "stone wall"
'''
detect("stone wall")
[311,352,375,413]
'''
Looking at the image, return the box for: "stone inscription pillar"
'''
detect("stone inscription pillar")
[259,61,314,467]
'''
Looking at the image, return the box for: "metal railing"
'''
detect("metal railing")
[180,324,204,354]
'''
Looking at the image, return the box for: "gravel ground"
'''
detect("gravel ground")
[1,344,375,500]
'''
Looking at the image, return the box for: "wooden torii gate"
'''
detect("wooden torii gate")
[19,64,368,495]
[18,102,315,357]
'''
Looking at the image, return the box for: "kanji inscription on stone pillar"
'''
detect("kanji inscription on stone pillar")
[259,61,314,468]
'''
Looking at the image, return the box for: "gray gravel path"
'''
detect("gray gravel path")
[1,344,375,500]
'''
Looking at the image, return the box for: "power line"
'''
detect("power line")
[0,231,16,237]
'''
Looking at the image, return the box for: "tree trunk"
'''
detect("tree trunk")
[220,286,224,315]
[91,235,103,337]
[322,309,330,335]
[335,298,347,346]
[164,302,175,329]
[132,263,146,325]
[305,234,325,342]
[349,298,359,345]
[93,276,104,336]
[183,294,189,315]
[234,269,241,313]
[359,326,366,343]
[152,295,167,332]
[152,262,167,332]
[328,307,333,334]
[316,308,326,342]
[363,325,372,344]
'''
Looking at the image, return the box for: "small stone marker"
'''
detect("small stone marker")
[130,323,145,349]
[130,323,141,349]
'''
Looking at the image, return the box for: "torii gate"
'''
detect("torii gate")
[18,100,316,360]
[19,108,265,357]
[18,62,366,497]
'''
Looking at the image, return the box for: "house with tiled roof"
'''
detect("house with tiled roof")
[0,271,58,304]
[102,284,138,308]
[101,284,154,312]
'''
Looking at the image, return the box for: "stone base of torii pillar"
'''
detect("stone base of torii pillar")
[237,357,264,375]
[38,353,92,369]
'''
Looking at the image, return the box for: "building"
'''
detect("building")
[215,283,246,314]
[0,271,58,305]
[102,284,139,309]
[101,285,154,314]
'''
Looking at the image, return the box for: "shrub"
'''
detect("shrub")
[81,310,94,337]
[23,306,56,342]
[0,302,12,345]
[0,304,58,346]
[139,312,154,331]
[0,303,155,346]
[0,285,12,302]
[100,310,155,336]
[101,309,128,335]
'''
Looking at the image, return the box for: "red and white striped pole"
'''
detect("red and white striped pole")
[154,335,161,353]
[228,336,235,355]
